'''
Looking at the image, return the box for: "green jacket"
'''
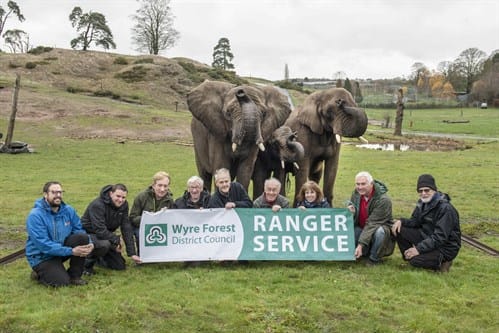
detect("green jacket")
[129,186,174,228]
[350,179,395,258]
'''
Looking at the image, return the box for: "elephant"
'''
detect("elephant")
[284,87,368,206]
[252,125,305,199]
[187,80,292,196]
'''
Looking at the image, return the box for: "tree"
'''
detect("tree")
[344,78,352,94]
[212,37,234,70]
[0,1,24,38]
[284,63,289,81]
[453,47,487,94]
[3,28,29,53]
[394,88,404,136]
[354,81,363,103]
[69,7,116,51]
[131,0,179,55]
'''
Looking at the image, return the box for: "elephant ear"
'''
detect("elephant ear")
[187,80,235,137]
[259,86,292,140]
[295,91,327,135]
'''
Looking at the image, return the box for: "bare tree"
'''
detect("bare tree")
[69,7,116,51]
[453,47,487,94]
[0,1,24,38]
[131,0,179,55]
[394,88,404,136]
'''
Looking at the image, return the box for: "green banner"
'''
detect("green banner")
[139,208,355,262]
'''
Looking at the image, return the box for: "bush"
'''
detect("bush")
[115,65,149,83]
[134,58,154,64]
[28,46,53,55]
[25,62,37,69]
[113,57,129,65]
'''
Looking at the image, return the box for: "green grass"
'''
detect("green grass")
[1,106,498,332]
[365,107,499,138]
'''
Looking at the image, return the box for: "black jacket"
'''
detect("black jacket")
[174,189,211,209]
[401,192,461,261]
[208,182,253,208]
[81,185,136,257]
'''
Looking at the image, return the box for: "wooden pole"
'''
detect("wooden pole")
[393,88,404,136]
[4,74,21,146]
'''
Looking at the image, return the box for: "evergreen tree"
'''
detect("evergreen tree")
[69,7,115,51]
[212,37,234,70]
[344,78,352,94]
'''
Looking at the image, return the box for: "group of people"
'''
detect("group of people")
[25,167,461,287]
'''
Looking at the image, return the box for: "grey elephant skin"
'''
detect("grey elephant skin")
[187,80,293,197]
[285,87,368,205]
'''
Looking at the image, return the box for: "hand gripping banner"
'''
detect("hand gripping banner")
[139,208,355,263]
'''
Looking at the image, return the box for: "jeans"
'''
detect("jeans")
[355,226,385,262]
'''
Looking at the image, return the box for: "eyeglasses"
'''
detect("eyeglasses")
[417,188,432,194]
[49,190,64,195]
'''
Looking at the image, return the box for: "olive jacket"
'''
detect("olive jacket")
[350,179,395,258]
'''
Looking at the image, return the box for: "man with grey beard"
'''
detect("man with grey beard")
[392,174,461,273]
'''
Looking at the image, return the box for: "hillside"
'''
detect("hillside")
[0,48,251,142]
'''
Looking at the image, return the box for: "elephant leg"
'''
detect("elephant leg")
[293,163,310,207]
[309,160,323,184]
[322,144,341,206]
[234,148,259,194]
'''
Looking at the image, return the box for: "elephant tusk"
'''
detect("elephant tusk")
[232,143,237,152]
[258,142,265,152]
[281,160,285,169]
[293,162,300,170]
[358,136,368,144]
[335,134,342,144]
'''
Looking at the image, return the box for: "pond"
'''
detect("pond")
[355,143,464,152]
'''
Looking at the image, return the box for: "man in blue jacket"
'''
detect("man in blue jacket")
[25,181,93,287]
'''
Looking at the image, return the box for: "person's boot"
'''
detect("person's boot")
[440,260,453,273]
[83,257,97,275]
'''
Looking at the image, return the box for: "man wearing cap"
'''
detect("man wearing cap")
[391,174,461,272]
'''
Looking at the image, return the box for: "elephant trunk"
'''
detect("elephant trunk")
[232,89,265,152]
[334,106,368,141]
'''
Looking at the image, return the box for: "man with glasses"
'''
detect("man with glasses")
[392,174,461,272]
[25,181,93,286]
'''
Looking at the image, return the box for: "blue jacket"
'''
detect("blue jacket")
[25,198,87,268]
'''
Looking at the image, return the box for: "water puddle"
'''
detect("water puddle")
[355,143,464,152]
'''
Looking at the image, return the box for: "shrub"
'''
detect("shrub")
[115,65,149,83]
[113,57,129,65]
[25,62,37,69]
[28,46,53,55]
[134,58,154,64]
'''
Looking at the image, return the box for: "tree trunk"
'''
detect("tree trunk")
[394,88,404,136]
[5,74,21,146]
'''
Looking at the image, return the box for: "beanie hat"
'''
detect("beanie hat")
[417,174,437,191]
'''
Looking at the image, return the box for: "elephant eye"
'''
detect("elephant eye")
[336,99,345,109]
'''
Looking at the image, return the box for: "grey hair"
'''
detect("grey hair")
[355,171,373,184]
[264,177,281,189]
[214,168,230,181]
[187,176,204,188]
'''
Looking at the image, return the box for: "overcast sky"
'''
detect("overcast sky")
[6,0,499,80]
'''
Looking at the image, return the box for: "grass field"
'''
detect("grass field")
[1,100,498,332]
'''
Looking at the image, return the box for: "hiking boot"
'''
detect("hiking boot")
[83,266,95,276]
[70,278,88,286]
[30,270,39,281]
[440,260,453,273]
[365,259,382,267]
